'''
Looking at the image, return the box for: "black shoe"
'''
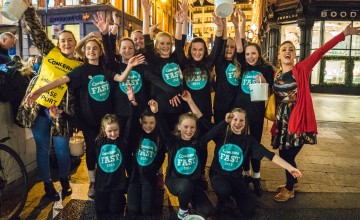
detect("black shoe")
[243,175,252,188]
[252,178,263,197]
[44,181,60,201]
[60,177,72,197]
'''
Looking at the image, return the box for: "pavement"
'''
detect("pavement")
[19,93,360,220]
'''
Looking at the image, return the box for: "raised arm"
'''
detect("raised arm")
[231,8,243,53]
[179,0,189,36]
[23,0,54,55]
[175,11,184,41]
[142,0,152,35]
[26,76,70,105]
[181,90,203,119]
[113,54,145,82]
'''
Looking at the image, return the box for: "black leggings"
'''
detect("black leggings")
[127,181,155,216]
[242,118,264,173]
[95,190,126,215]
[279,145,303,190]
[211,174,256,217]
[166,178,215,217]
[80,125,99,171]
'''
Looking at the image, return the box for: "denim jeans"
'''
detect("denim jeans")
[32,115,70,182]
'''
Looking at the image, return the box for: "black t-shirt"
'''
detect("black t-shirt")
[94,136,130,192]
[144,34,184,114]
[213,43,242,112]
[182,36,223,119]
[156,113,212,180]
[234,52,274,120]
[129,130,166,184]
[206,121,275,176]
[67,63,114,127]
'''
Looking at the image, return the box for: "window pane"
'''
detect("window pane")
[311,50,320,84]
[325,50,349,56]
[354,61,360,84]
[324,21,350,49]
[312,21,321,49]
[352,22,360,49]
[324,60,345,84]
[351,50,360,56]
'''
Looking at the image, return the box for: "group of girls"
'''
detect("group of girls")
[22,0,360,218]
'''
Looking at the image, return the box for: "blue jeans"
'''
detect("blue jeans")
[32,115,70,182]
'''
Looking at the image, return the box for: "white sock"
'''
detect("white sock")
[252,172,261,179]
[243,170,251,177]
[88,170,95,183]
[178,208,188,214]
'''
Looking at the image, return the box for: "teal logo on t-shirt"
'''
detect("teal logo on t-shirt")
[226,63,239,86]
[174,147,198,175]
[119,70,142,94]
[218,143,243,171]
[88,75,110,101]
[162,63,181,87]
[186,68,207,90]
[136,138,157,166]
[98,144,122,173]
[241,70,261,94]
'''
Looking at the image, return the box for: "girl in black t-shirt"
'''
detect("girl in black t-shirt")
[150,90,215,219]
[206,108,302,217]
[126,91,166,216]
[213,9,245,125]
[94,114,131,218]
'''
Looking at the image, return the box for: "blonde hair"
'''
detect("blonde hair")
[99,114,120,138]
[154,32,173,56]
[277,40,296,69]
[173,112,198,138]
[225,108,248,135]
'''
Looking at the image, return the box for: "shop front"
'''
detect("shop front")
[264,1,360,94]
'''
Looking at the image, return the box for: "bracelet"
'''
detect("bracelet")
[114,23,120,26]
[176,22,183,24]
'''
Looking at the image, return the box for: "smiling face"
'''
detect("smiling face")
[131,31,145,50]
[155,34,172,58]
[58,31,76,57]
[120,39,135,61]
[104,122,120,140]
[190,41,206,62]
[230,111,246,135]
[225,38,236,60]
[85,40,102,63]
[177,118,197,141]
[245,45,260,66]
[140,115,156,134]
[278,41,296,67]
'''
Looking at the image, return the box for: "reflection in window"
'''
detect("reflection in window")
[352,22,360,49]
[324,60,345,84]
[353,61,360,84]
[324,21,350,52]
[312,21,321,49]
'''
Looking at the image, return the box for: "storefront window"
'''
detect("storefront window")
[324,60,345,83]
[310,21,321,84]
[66,0,80,5]
[353,61,360,84]
[324,21,350,55]
[280,23,300,57]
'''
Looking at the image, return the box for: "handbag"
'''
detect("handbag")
[265,93,276,121]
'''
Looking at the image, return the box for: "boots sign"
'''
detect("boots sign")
[319,9,360,20]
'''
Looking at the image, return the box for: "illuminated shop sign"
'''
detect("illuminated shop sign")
[48,13,91,24]
[319,9,360,19]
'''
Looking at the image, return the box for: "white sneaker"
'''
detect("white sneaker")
[88,182,95,198]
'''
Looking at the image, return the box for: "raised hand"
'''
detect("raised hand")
[225,112,234,123]
[128,54,145,67]
[180,90,192,102]
[175,11,185,24]
[212,12,223,29]
[148,99,158,113]
[92,11,110,35]
[343,23,360,36]
[126,84,137,106]
[169,94,182,107]
[179,0,189,16]
[141,0,152,12]
[231,9,239,26]
[150,22,161,39]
